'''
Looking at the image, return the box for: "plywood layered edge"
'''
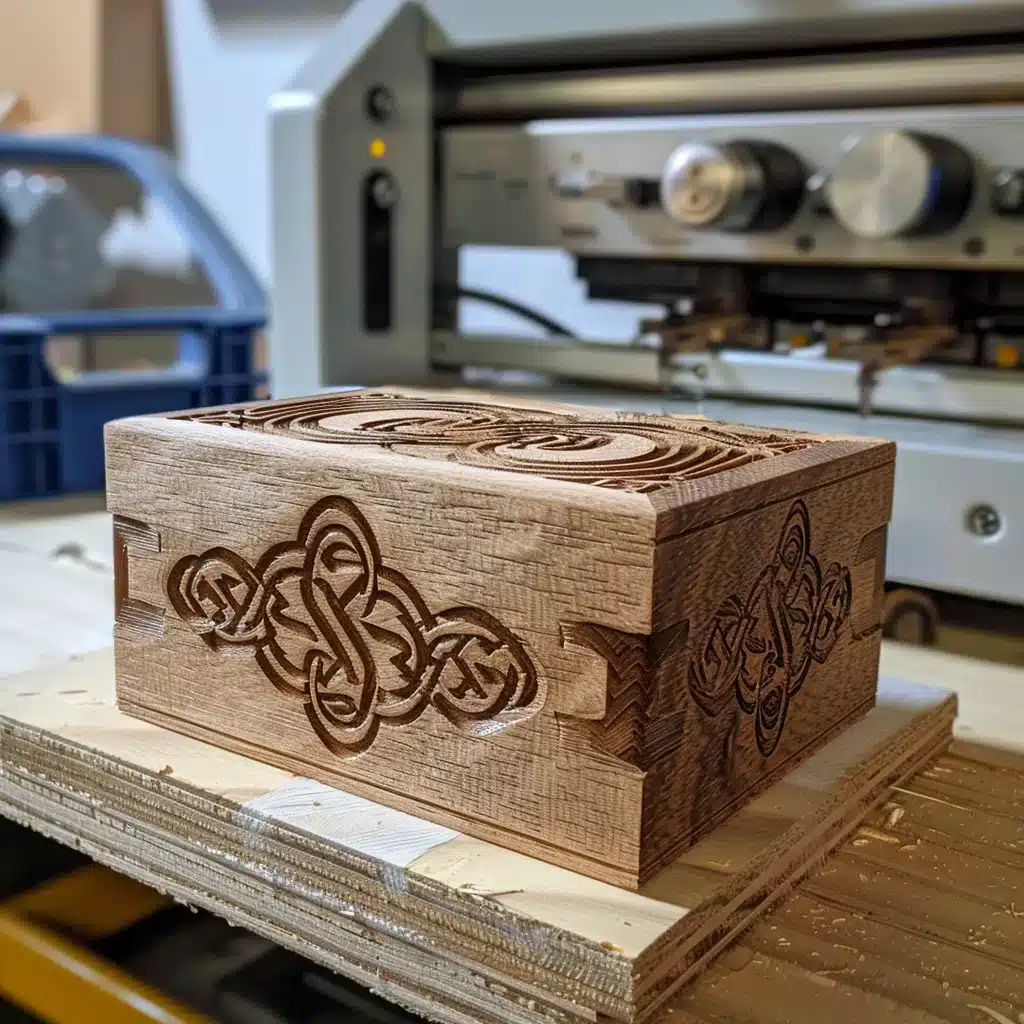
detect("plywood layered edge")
[631,683,955,1017]
[0,649,954,1023]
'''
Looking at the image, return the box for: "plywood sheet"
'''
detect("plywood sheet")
[0,648,953,1022]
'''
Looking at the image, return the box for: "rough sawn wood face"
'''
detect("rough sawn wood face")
[105,387,896,888]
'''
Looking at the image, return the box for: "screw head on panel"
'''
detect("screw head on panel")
[965,503,1002,539]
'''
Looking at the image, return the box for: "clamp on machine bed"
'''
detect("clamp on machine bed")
[828,301,958,416]
[640,291,755,389]
[641,311,752,357]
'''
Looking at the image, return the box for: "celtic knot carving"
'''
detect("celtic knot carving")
[174,391,822,495]
[688,500,853,757]
[167,497,539,755]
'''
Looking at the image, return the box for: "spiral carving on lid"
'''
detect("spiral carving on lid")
[175,391,822,495]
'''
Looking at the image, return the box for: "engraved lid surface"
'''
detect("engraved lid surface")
[172,390,825,496]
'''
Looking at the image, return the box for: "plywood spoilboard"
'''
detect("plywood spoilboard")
[0,648,953,1023]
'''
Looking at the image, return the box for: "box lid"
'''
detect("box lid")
[160,386,895,543]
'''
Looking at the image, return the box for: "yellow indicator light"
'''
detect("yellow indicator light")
[994,343,1019,368]
[369,138,387,158]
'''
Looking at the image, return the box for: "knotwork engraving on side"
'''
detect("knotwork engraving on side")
[688,499,853,758]
[173,390,823,495]
[166,497,540,755]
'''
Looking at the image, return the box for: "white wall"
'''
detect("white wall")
[163,0,352,285]
[163,0,656,338]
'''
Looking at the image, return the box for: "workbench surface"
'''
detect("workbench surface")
[1,497,1022,1024]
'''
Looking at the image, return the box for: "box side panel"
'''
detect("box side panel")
[640,462,894,880]
[105,417,654,884]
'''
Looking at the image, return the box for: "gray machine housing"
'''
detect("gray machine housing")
[269,0,1024,610]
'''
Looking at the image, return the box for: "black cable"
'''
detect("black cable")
[443,285,577,337]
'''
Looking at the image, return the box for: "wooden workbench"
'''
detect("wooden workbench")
[1,497,1022,1024]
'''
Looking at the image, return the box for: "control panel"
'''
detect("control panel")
[442,106,1024,269]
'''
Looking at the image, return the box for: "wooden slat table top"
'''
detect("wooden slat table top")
[1,497,1022,1024]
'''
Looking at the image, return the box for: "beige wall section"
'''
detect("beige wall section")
[0,0,99,132]
[0,0,171,144]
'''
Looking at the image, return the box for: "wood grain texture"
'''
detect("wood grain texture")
[0,504,1015,1024]
[113,515,164,644]
[668,752,1024,1023]
[0,648,956,1024]
[0,494,113,679]
[104,387,896,888]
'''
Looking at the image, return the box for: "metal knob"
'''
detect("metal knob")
[660,142,764,230]
[826,130,974,240]
[660,140,805,232]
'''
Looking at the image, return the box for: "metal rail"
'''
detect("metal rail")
[432,331,1024,425]
[440,47,1024,122]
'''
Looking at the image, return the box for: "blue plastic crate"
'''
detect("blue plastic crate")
[0,134,267,502]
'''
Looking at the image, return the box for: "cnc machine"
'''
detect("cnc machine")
[269,0,1024,620]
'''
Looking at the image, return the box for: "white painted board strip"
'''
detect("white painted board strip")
[241,778,460,870]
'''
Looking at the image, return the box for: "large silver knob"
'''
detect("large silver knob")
[660,140,805,232]
[826,131,974,240]
[661,142,763,230]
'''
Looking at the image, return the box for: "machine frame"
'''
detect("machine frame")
[268,0,1024,609]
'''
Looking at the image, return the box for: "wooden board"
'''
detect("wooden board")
[668,642,1024,1024]
[0,646,953,1024]
[105,387,896,887]
[0,494,113,679]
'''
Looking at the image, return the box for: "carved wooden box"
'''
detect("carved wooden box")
[106,388,895,888]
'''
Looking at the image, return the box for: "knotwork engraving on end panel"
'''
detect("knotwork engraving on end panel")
[166,497,540,755]
[688,499,853,758]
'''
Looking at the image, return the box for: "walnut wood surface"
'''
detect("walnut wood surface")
[105,387,896,888]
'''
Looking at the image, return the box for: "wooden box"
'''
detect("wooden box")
[105,388,895,888]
